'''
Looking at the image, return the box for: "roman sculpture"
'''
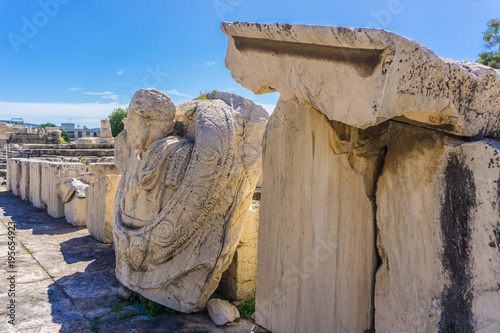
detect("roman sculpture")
[113,88,267,312]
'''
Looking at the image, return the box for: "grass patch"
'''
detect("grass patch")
[112,301,124,312]
[90,322,102,333]
[236,299,255,319]
[129,294,177,317]
[118,312,136,321]
[196,94,209,100]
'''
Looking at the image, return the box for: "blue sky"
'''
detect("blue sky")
[0,0,498,128]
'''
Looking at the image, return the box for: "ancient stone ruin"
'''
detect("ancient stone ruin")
[222,22,500,332]
[113,88,267,313]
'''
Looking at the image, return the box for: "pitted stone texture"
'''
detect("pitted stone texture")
[219,200,259,301]
[114,89,267,313]
[254,99,381,333]
[375,122,500,332]
[222,22,500,137]
[87,174,121,243]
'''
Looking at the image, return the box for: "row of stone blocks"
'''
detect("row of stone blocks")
[6,157,259,300]
[6,158,120,243]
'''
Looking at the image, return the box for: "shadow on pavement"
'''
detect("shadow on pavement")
[0,190,78,235]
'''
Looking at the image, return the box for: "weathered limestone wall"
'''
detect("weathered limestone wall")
[20,160,30,201]
[29,160,45,209]
[255,99,382,332]
[7,158,123,230]
[86,174,121,243]
[10,159,23,196]
[223,22,500,333]
[219,199,260,301]
[6,158,13,191]
[375,122,500,332]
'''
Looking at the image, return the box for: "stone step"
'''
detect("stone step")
[12,148,114,158]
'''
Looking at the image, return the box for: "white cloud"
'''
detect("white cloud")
[165,89,192,98]
[116,69,125,75]
[0,101,128,128]
[193,61,218,68]
[83,91,115,96]
[83,91,119,102]
[67,87,84,91]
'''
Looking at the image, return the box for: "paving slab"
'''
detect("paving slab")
[0,187,266,333]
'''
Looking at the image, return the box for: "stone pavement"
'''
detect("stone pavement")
[0,187,263,333]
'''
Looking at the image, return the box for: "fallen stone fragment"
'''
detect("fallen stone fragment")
[207,299,240,326]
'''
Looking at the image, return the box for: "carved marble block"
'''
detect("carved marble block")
[87,174,121,243]
[222,22,500,333]
[113,89,267,312]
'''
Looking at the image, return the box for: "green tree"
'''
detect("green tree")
[60,130,70,143]
[477,19,500,69]
[108,108,127,137]
[39,122,57,128]
[39,123,70,143]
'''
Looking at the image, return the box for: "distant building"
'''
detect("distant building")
[60,123,75,132]
[0,118,24,129]
[58,123,100,140]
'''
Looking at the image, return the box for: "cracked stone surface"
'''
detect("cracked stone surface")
[0,187,264,333]
[222,22,500,137]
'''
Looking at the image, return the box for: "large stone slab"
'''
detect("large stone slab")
[375,122,500,332]
[114,89,267,313]
[58,177,90,227]
[8,158,23,196]
[222,22,500,137]
[254,99,383,333]
[87,162,120,178]
[29,160,46,209]
[86,174,121,243]
[20,159,30,201]
[41,162,87,218]
[218,200,259,301]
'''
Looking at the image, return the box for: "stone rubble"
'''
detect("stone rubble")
[207,299,241,326]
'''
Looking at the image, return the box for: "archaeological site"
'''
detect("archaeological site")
[1,22,499,333]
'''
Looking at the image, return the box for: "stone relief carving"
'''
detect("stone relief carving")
[113,89,267,312]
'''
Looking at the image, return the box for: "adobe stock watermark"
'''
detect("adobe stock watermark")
[121,64,169,104]
[213,0,243,20]
[366,0,404,29]
[7,0,70,53]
